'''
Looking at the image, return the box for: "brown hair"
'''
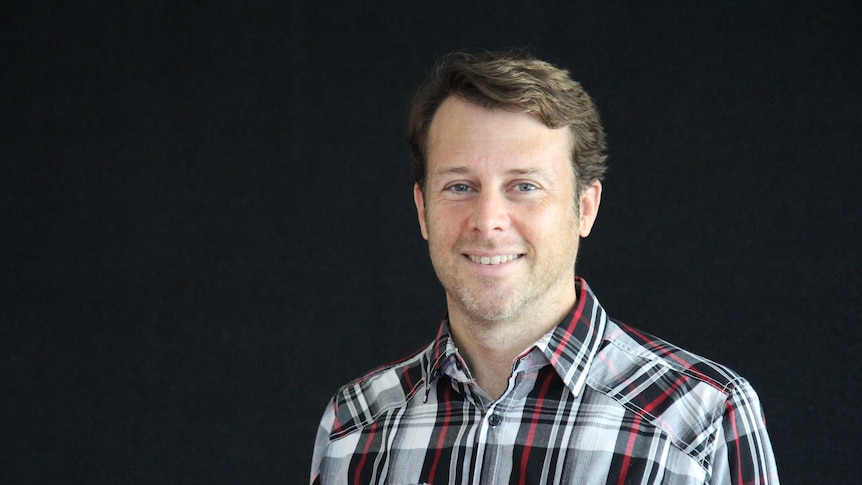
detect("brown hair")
[407,50,607,193]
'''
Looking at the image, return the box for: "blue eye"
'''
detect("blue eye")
[448,183,470,192]
[516,183,537,191]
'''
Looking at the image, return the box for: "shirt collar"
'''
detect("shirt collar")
[422,277,608,398]
[537,278,608,396]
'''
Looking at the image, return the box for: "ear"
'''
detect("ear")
[413,183,430,240]
[578,180,602,237]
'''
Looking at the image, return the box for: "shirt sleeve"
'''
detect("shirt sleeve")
[709,378,779,484]
[310,397,337,485]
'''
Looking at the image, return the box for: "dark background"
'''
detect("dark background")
[3,1,860,483]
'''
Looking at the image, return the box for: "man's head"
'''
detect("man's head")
[407,50,607,196]
[409,50,605,325]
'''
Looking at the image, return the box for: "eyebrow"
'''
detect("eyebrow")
[430,166,547,177]
[430,166,470,177]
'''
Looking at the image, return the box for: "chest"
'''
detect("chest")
[321,373,713,484]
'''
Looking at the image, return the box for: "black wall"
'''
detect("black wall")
[4,2,860,483]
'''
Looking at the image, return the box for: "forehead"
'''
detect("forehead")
[426,97,572,176]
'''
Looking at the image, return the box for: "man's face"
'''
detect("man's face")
[414,96,600,324]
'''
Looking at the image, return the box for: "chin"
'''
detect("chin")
[458,291,523,322]
[467,308,514,322]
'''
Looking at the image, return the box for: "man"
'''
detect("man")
[311,50,778,484]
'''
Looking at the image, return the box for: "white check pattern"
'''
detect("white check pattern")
[311,279,778,484]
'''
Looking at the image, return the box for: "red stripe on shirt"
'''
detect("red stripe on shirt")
[623,323,723,390]
[332,401,343,435]
[426,384,452,484]
[551,281,588,366]
[353,420,377,485]
[616,413,644,485]
[519,369,556,485]
[402,364,414,391]
[643,375,689,414]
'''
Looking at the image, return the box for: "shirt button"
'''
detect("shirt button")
[488,413,503,427]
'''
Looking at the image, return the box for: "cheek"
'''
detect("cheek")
[429,219,461,246]
[522,208,579,242]
[426,206,463,237]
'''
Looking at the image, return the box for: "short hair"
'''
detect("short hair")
[407,50,607,193]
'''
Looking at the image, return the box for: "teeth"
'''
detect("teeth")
[469,254,520,265]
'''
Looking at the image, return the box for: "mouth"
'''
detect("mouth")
[466,254,523,265]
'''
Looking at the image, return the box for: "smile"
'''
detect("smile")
[467,254,522,265]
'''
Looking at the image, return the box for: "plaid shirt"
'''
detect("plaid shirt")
[311,279,778,484]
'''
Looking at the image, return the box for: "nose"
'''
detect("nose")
[469,190,511,234]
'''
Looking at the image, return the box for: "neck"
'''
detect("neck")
[448,296,575,400]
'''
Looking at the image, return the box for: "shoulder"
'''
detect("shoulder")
[605,319,744,392]
[324,344,430,439]
[588,319,752,457]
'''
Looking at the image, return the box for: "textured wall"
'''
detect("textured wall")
[3,2,860,482]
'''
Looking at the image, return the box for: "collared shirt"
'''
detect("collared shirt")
[311,279,779,484]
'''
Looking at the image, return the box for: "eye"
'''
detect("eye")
[446,183,471,193]
[515,183,538,192]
